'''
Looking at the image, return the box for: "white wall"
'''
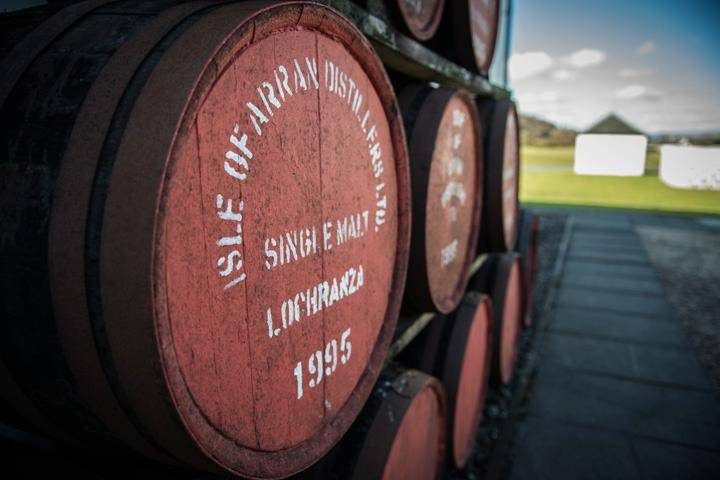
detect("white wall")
[660,145,720,190]
[574,134,647,176]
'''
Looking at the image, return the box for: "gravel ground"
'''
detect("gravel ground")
[447,213,568,480]
[637,224,720,395]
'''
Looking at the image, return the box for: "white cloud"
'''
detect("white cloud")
[636,41,655,55]
[516,90,561,105]
[618,68,653,78]
[615,84,662,101]
[562,49,606,68]
[508,51,553,81]
[552,69,577,81]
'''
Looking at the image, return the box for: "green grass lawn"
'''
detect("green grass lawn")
[519,146,720,215]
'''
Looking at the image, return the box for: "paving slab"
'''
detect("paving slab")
[632,437,720,480]
[557,287,674,318]
[542,332,712,390]
[550,307,685,346]
[571,233,643,247]
[563,260,658,280]
[508,209,720,480]
[560,273,664,296]
[509,417,641,480]
[567,252,651,266]
[527,364,720,450]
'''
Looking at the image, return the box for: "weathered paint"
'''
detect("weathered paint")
[163,26,398,452]
[398,292,492,469]
[469,253,522,385]
[469,0,500,74]
[477,98,519,252]
[382,385,443,480]
[394,0,445,41]
[500,259,522,384]
[501,107,520,248]
[401,86,482,313]
[350,369,445,480]
[451,294,492,468]
[432,0,500,75]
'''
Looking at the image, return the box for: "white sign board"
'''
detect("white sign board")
[659,145,720,190]
[574,134,647,176]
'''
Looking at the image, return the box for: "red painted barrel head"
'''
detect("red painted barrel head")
[381,374,445,480]
[499,259,522,384]
[451,295,492,468]
[469,0,500,73]
[478,98,519,253]
[425,93,481,312]
[501,106,520,250]
[395,0,445,41]
[402,87,482,313]
[104,4,410,477]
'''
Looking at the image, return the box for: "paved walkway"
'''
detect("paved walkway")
[509,210,720,480]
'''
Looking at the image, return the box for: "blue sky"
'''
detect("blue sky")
[509,0,720,133]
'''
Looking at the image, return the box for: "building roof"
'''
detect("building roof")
[585,113,644,135]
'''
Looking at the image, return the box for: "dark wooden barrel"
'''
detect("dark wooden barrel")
[477,98,520,253]
[470,253,522,385]
[399,85,482,313]
[432,0,500,75]
[516,209,540,327]
[399,292,492,469]
[392,0,445,41]
[0,2,410,477]
[313,368,446,480]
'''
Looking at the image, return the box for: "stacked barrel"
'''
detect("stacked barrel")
[0,1,539,479]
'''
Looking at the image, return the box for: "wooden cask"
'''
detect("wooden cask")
[477,98,520,253]
[399,85,482,313]
[400,292,492,469]
[0,2,410,477]
[310,368,446,480]
[516,209,540,326]
[470,253,522,385]
[432,0,500,75]
[392,0,445,41]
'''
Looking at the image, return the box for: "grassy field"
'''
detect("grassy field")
[519,145,720,215]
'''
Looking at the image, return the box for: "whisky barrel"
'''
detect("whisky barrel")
[477,98,520,253]
[400,292,492,469]
[322,368,445,480]
[0,2,410,478]
[470,254,522,385]
[432,0,500,75]
[392,0,445,41]
[399,85,482,313]
[516,209,540,327]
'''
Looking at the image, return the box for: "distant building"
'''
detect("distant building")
[574,113,647,176]
[585,113,644,135]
